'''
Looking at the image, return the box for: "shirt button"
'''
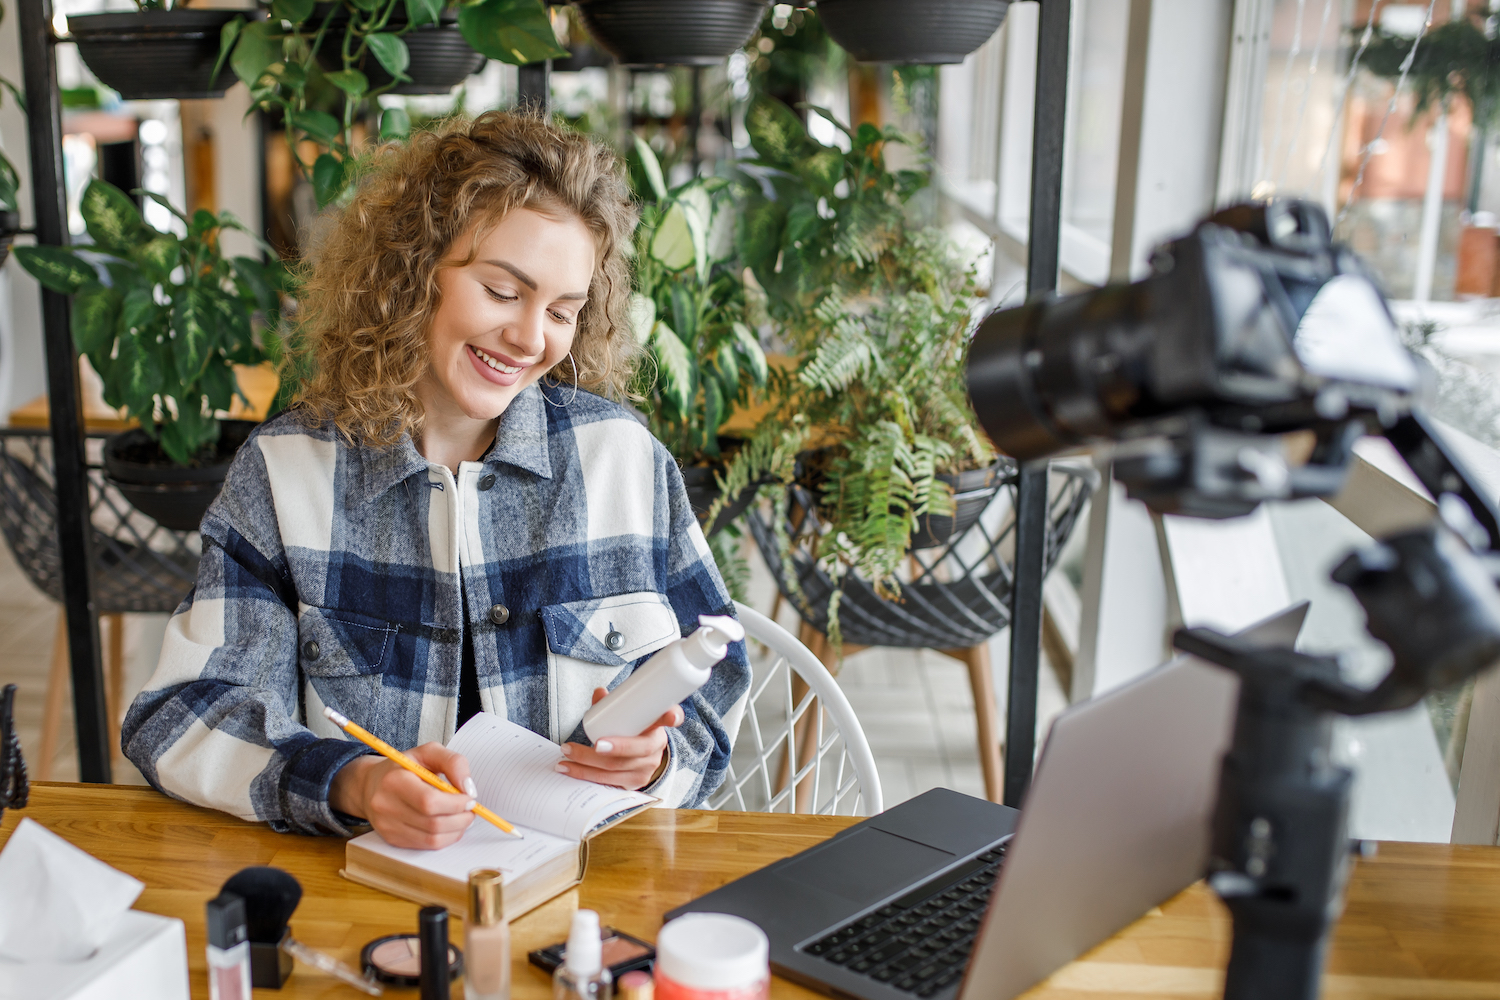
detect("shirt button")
[488,604,510,626]
[605,630,624,651]
[303,640,321,661]
[478,474,497,491]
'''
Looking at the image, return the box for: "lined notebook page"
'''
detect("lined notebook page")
[450,713,654,842]
[356,816,577,882]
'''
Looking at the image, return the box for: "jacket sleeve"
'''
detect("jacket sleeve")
[121,434,369,835]
[643,446,752,808]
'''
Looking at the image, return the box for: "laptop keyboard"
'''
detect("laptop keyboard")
[802,843,1008,996]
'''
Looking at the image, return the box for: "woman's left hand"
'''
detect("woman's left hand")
[558,688,682,790]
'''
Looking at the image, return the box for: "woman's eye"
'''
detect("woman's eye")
[484,286,518,303]
[550,310,576,324]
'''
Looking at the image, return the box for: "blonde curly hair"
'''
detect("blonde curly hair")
[293,111,640,448]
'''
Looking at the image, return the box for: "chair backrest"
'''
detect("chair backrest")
[704,601,884,817]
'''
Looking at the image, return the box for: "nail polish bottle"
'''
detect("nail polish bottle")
[206,892,253,1000]
[465,868,511,1000]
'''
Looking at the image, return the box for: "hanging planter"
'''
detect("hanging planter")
[750,464,1095,650]
[68,8,257,100]
[572,0,769,66]
[815,0,1010,64]
[104,420,258,532]
[315,4,486,96]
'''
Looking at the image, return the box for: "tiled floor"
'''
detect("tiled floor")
[0,529,1069,808]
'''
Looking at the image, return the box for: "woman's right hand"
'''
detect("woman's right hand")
[330,743,476,850]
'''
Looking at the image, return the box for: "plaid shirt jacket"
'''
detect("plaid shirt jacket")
[122,385,751,836]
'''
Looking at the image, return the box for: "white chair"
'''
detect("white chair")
[704,602,884,816]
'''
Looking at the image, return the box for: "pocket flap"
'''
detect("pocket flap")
[539,591,680,666]
[298,607,397,677]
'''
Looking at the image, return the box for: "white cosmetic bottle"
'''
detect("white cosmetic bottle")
[582,614,744,741]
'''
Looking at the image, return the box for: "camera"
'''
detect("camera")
[966,200,1420,517]
[964,200,1500,1000]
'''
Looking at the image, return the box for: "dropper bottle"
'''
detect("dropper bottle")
[554,909,612,1000]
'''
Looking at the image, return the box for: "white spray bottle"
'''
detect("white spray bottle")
[582,614,744,741]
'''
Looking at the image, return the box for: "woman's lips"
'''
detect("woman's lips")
[468,344,527,387]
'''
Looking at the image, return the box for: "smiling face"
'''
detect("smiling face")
[417,206,597,432]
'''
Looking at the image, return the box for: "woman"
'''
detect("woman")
[122,113,750,849]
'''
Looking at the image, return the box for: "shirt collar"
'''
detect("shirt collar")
[346,384,554,507]
[483,383,553,480]
[347,433,429,508]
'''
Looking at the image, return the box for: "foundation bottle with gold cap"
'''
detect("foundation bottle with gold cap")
[466,868,511,1000]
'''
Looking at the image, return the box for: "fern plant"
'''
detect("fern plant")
[714,98,994,640]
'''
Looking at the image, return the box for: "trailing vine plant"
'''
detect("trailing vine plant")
[215,0,565,207]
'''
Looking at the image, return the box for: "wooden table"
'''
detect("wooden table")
[4,784,1500,1000]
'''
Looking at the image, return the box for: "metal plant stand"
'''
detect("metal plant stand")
[18,0,112,782]
[748,462,1095,801]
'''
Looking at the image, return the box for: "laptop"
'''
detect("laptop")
[667,603,1309,1000]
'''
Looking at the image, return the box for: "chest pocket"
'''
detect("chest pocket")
[539,591,681,743]
[297,606,398,734]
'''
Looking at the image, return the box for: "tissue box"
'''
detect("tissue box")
[0,910,189,1000]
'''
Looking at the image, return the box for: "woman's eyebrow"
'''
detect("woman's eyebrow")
[482,259,589,300]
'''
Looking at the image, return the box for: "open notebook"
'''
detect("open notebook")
[340,713,656,917]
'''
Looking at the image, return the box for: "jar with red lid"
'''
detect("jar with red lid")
[654,914,769,1000]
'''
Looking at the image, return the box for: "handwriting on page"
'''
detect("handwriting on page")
[450,714,652,842]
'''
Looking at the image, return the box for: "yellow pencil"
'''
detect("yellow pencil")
[323,706,522,837]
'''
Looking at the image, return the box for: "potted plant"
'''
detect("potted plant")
[312,2,484,95]
[216,0,566,207]
[14,180,287,530]
[66,1,260,101]
[815,0,1011,65]
[626,137,768,539]
[571,0,769,66]
[714,96,1058,647]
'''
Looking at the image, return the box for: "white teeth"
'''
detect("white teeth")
[473,346,523,374]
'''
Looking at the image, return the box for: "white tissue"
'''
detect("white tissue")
[0,818,145,962]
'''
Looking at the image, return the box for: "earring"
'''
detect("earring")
[544,352,579,407]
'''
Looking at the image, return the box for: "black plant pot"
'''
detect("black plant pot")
[572,0,768,67]
[316,5,485,95]
[817,0,1010,64]
[104,420,257,532]
[68,9,257,100]
[910,460,1010,549]
[681,439,765,536]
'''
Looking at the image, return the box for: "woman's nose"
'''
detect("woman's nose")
[506,305,547,358]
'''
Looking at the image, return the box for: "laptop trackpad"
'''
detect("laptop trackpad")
[778,828,954,905]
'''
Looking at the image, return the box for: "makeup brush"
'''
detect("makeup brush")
[221,866,382,995]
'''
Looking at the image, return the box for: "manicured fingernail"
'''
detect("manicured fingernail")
[466,799,477,810]
[555,763,570,774]
[560,743,573,757]
[596,740,614,754]
[464,777,478,797]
